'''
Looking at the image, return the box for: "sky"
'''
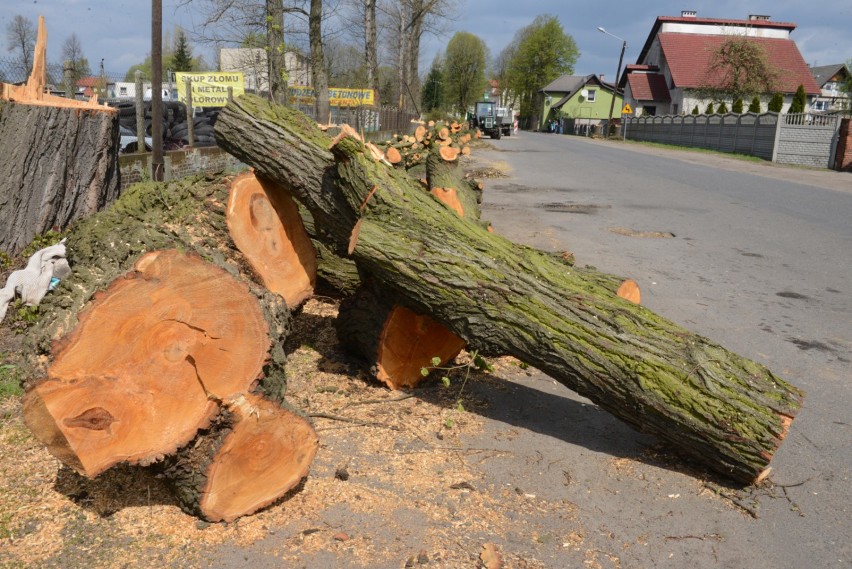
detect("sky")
[2,0,850,83]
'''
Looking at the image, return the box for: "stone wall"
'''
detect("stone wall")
[118,147,245,192]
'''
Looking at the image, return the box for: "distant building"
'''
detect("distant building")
[620,11,820,116]
[219,48,311,94]
[810,64,850,112]
[536,74,622,132]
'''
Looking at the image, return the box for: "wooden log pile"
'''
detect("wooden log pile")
[18,89,805,529]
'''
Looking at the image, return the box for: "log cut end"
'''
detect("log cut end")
[376,305,466,390]
[201,394,319,522]
[430,187,465,217]
[227,172,317,308]
[616,279,641,305]
[23,250,270,477]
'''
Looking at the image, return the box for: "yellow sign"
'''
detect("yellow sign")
[622,103,633,114]
[175,72,245,107]
[288,85,376,107]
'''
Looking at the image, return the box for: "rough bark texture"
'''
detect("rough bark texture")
[0,101,121,254]
[296,202,362,297]
[309,0,330,122]
[215,95,805,483]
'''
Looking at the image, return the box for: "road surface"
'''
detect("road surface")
[472,132,851,568]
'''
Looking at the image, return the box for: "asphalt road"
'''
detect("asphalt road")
[473,132,852,568]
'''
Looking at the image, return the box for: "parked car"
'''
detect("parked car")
[118,124,153,153]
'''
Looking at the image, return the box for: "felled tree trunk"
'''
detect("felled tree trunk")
[227,171,317,308]
[0,17,120,255]
[22,250,271,477]
[215,95,804,483]
[161,393,318,522]
[336,282,465,390]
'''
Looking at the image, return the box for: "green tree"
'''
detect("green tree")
[748,96,761,113]
[692,105,699,114]
[706,102,715,114]
[732,97,743,113]
[768,92,784,112]
[422,56,444,112]
[790,84,806,113]
[171,29,193,72]
[700,36,778,102]
[502,15,579,118]
[718,101,728,113]
[443,32,488,115]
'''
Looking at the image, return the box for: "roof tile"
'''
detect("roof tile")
[627,74,671,102]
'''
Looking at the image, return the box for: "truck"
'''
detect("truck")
[470,101,512,139]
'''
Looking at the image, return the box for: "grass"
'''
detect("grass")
[0,354,22,400]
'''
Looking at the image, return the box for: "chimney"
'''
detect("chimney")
[600,74,605,83]
[681,10,697,18]
[749,14,771,20]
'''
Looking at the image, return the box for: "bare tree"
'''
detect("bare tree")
[6,14,37,79]
[61,33,92,79]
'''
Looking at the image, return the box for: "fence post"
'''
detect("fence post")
[184,77,195,148]
[134,70,145,153]
[770,113,783,162]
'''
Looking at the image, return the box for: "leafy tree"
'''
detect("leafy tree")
[422,55,444,112]
[748,96,761,113]
[718,101,728,113]
[706,102,715,114]
[790,84,806,113]
[768,92,784,112]
[692,105,699,114]
[172,29,194,72]
[732,97,743,113]
[700,36,778,102]
[443,32,487,115]
[502,15,579,118]
[5,14,37,79]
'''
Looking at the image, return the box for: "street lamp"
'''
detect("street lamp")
[597,27,627,137]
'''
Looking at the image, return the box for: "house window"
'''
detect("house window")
[643,105,657,116]
[587,89,596,102]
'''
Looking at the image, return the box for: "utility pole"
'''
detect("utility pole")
[151,0,164,181]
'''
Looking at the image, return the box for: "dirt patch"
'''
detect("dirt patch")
[608,227,676,239]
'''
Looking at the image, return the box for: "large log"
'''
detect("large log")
[0,17,120,255]
[215,95,804,483]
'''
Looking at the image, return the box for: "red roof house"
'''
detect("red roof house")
[619,11,820,116]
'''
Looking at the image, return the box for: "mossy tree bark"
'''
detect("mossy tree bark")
[215,95,804,483]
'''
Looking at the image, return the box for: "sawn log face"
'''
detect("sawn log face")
[215,95,804,483]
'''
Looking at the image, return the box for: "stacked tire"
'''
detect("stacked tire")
[107,100,219,149]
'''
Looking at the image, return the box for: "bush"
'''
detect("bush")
[717,101,729,113]
[790,85,806,113]
[706,102,715,114]
[768,92,784,112]
[692,105,699,115]
[748,96,761,113]
[732,98,743,113]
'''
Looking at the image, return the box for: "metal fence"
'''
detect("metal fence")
[293,102,419,135]
[624,112,842,167]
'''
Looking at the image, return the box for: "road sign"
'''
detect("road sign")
[622,103,633,114]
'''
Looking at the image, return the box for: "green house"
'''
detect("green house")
[537,74,623,133]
